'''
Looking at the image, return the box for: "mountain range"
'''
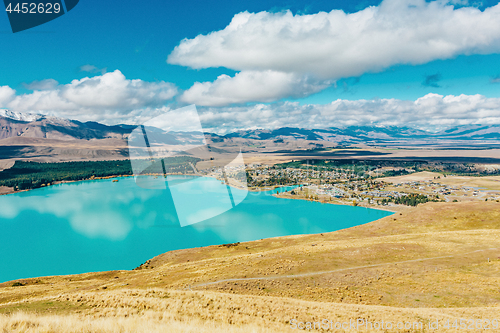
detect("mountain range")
[1,109,500,147]
[0,109,131,141]
[224,125,500,144]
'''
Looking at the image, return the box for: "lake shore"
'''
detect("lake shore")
[2,200,499,333]
[0,173,293,197]
[0,175,393,284]
[0,173,398,213]
[273,192,400,213]
[0,174,134,197]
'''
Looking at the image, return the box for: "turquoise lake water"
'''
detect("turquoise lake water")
[0,176,393,283]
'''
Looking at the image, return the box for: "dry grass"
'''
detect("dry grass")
[437,175,500,191]
[1,201,500,332]
[379,171,500,191]
[1,289,499,332]
[0,160,14,172]
[0,310,269,333]
[378,171,443,184]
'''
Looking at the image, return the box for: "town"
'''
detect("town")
[239,160,500,210]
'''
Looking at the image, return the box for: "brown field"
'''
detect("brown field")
[242,147,500,165]
[379,171,500,190]
[3,133,500,166]
[1,201,500,332]
[0,137,130,164]
[438,176,500,191]
[377,171,444,184]
[0,160,14,172]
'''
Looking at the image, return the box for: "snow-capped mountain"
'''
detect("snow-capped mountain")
[0,110,131,140]
[1,110,500,146]
[0,109,45,122]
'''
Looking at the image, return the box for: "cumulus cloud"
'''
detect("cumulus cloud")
[168,0,500,104]
[0,86,15,106]
[196,93,500,133]
[180,70,330,106]
[3,70,177,124]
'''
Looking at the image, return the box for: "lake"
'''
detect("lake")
[0,176,393,283]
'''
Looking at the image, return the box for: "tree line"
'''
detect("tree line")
[0,157,200,191]
[380,193,438,207]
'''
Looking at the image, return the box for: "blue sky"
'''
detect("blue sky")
[2,0,500,131]
[2,0,499,98]
[1,0,367,91]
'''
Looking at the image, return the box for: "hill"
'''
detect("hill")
[0,110,131,141]
[224,125,500,147]
[3,109,500,147]
[1,201,499,332]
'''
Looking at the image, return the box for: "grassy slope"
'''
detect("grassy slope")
[1,201,499,332]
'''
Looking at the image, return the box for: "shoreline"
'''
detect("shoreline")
[0,174,399,213]
[0,168,397,213]
[0,173,293,197]
[0,174,414,214]
[0,174,135,197]
[273,193,399,213]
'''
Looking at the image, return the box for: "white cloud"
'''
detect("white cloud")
[180,70,330,106]
[23,79,59,91]
[0,86,15,106]
[3,80,500,131]
[168,0,500,81]
[197,93,500,133]
[4,70,178,124]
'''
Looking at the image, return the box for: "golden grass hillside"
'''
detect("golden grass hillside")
[1,201,500,332]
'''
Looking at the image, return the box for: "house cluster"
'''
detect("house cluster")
[247,165,367,185]
[384,180,500,201]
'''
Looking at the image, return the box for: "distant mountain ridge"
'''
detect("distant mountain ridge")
[223,125,500,144]
[0,109,131,141]
[1,110,500,145]
[0,109,45,122]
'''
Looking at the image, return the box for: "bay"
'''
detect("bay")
[0,176,393,283]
